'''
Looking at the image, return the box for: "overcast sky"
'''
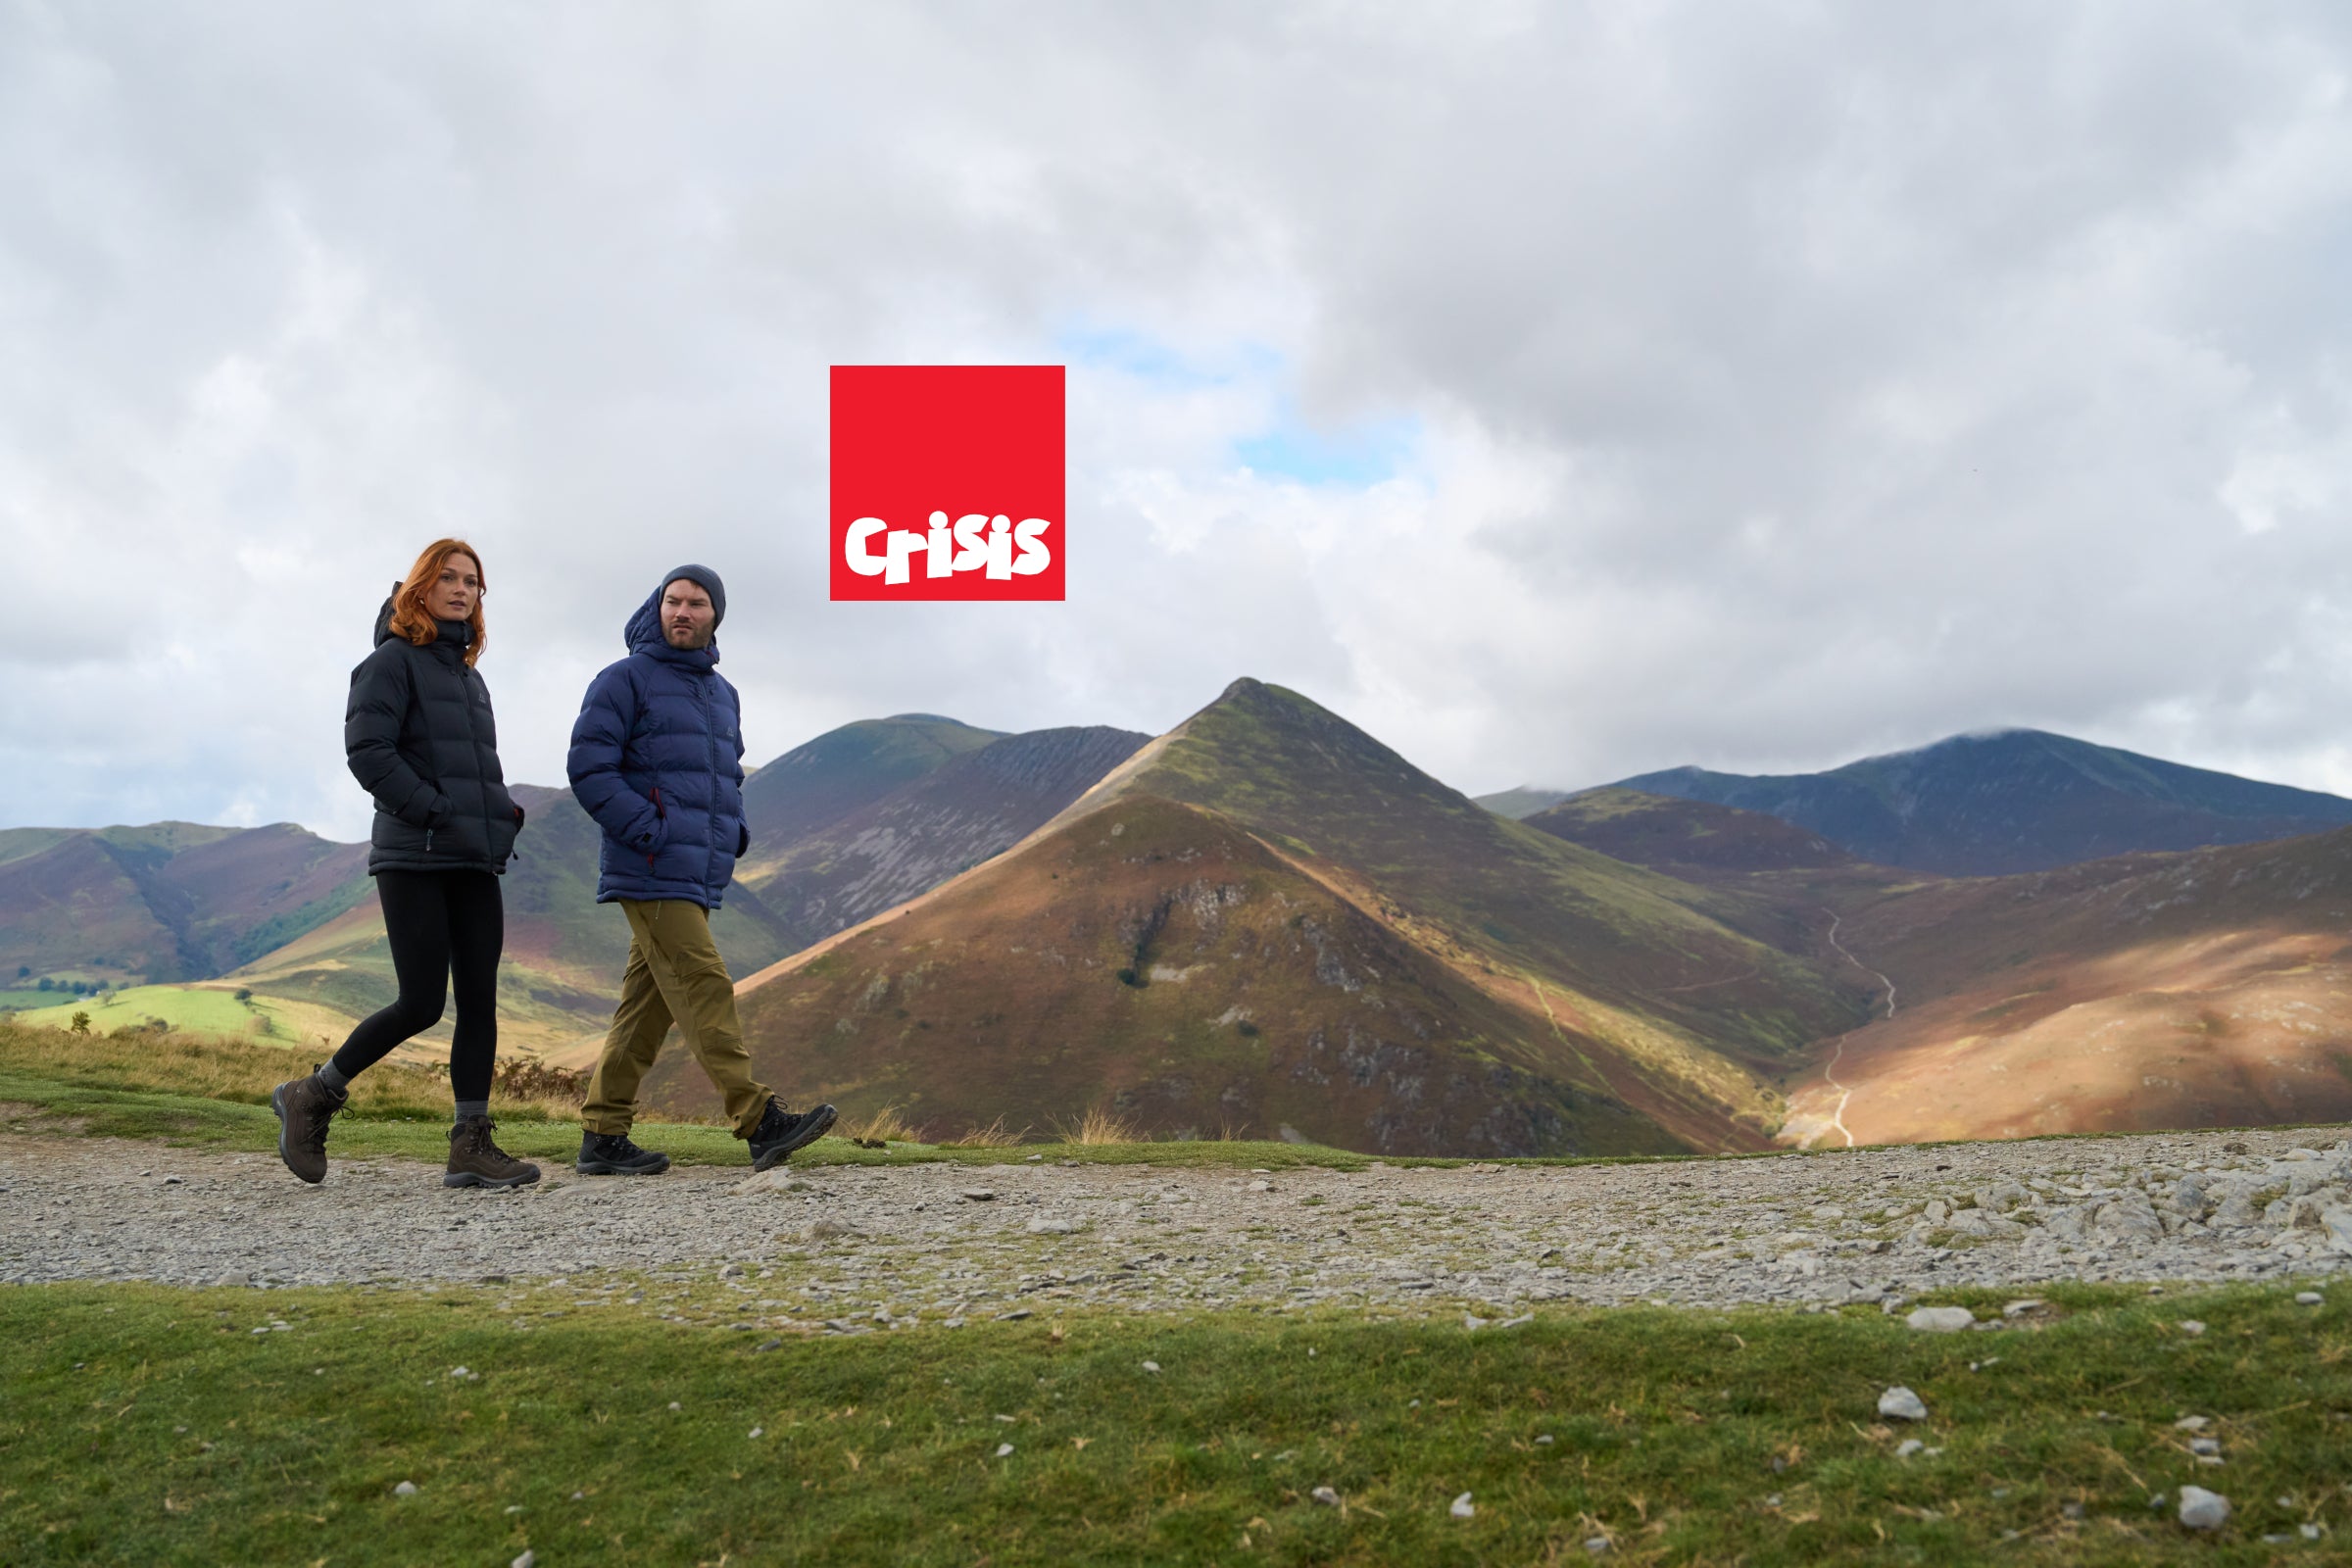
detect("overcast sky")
[9,2,2352,841]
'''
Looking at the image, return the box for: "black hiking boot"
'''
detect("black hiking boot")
[444,1115,542,1190]
[270,1069,345,1185]
[747,1097,838,1172]
[576,1130,671,1176]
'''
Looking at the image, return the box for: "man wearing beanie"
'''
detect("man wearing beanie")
[566,564,835,1173]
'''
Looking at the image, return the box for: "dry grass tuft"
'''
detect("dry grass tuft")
[943,1114,1024,1148]
[2,1019,580,1122]
[1055,1104,1143,1146]
[841,1102,920,1146]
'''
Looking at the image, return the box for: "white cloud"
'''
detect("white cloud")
[7,1,2352,838]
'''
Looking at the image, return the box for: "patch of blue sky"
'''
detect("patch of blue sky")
[1234,406,1422,487]
[1052,318,1273,389]
[1053,316,1421,485]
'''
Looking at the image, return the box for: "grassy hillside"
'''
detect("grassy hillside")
[698,681,1882,1156]
[663,795,1685,1156]
[1524,787,1857,876]
[1471,786,1571,819]
[0,822,367,985]
[1108,681,1867,1126]
[1755,825,2352,1145]
[740,712,1004,873]
[741,725,1151,950]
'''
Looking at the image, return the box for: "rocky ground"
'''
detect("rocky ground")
[4,1126,2350,1326]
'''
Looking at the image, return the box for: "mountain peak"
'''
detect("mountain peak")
[1618,729,2352,875]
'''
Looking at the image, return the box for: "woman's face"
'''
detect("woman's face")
[424,554,481,620]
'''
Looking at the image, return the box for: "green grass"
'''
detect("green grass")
[0,1062,1384,1172]
[0,1018,1385,1172]
[3,1281,2346,1564]
[8,983,346,1041]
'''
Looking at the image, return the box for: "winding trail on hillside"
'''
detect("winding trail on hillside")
[1808,909,1899,1150]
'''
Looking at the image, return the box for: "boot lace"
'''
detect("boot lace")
[297,1087,334,1158]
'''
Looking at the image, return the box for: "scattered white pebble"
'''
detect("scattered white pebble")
[2176,1320,2206,1337]
[1141,1361,1161,1373]
[667,1401,681,1411]
[2001,1298,2044,1317]
[2175,1415,2210,1431]
[1311,1486,1341,1506]
[393,1481,418,1497]
[512,1553,535,1568]
[505,1505,523,1514]
[2296,1292,2325,1306]
[1895,1439,1924,1459]
[1450,1492,1476,1519]
[996,1443,1015,1457]
[2177,1485,2230,1531]
[749,1427,762,1440]
[1878,1387,1929,1422]
[1535,1434,1554,1445]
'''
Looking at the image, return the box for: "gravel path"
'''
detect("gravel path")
[4,1127,2350,1324]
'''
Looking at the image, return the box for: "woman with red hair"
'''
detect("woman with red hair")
[270,539,539,1189]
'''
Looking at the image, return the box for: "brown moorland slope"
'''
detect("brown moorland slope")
[0,823,368,985]
[649,795,1687,1156]
[740,725,1151,951]
[672,681,1871,1155]
[1084,681,1868,1092]
[1770,827,2352,1145]
[1524,788,1856,877]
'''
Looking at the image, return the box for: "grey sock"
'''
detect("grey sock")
[454,1099,489,1123]
[316,1061,351,1096]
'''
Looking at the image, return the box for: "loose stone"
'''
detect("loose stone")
[2177,1486,2230,1530]
[1906,1306,1975,1333]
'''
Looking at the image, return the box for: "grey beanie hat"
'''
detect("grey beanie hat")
[662,564,726,627]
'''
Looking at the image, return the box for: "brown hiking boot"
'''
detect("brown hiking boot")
[444,1114,542,1190]
[270,1070,345,1185]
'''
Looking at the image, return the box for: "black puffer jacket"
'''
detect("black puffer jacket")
[346,597,524,875]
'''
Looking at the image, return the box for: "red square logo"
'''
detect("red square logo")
[829,366,1065,602]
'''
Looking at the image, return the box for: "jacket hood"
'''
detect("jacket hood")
[624,584,720,670]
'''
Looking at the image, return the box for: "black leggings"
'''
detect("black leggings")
[330,869,504,1102]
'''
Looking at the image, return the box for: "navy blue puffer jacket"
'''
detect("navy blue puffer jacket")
[566,583,751,908]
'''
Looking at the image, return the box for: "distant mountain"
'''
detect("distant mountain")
[2,710,1094,1058]
[1523,788,1855,877]
[1473,787,1571,820]
[0,823,367,985]
[740,725,1151,950]
[739,713,1004,872]
[1618,729,2352,876]
[654,679,1864,1157]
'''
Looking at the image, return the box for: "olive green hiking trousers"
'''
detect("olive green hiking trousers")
[581,899,770,1139]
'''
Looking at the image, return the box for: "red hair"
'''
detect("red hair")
[388,538,488,666]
